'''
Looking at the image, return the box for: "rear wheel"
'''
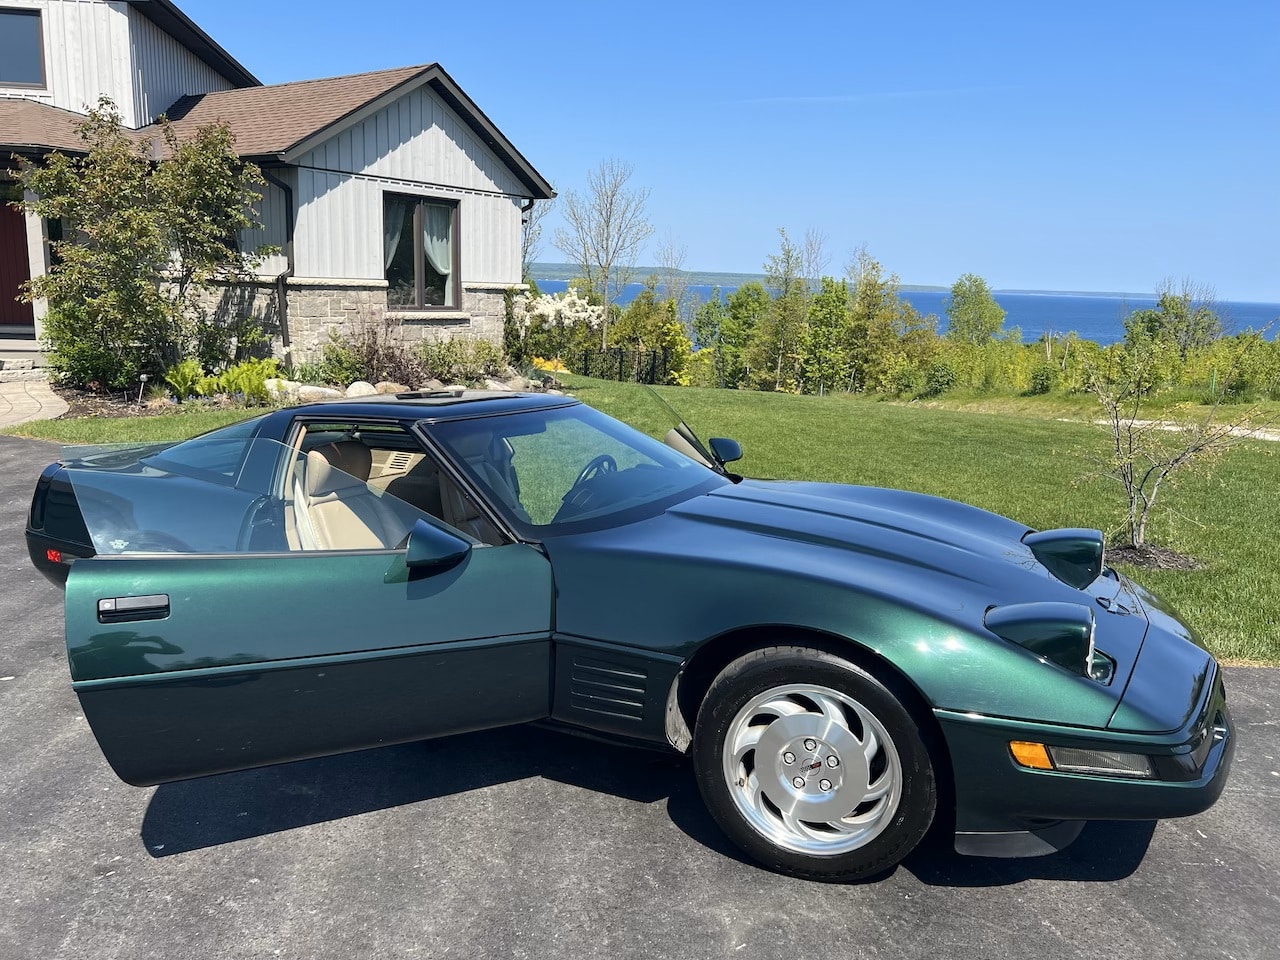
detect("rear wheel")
[692,645,936,881]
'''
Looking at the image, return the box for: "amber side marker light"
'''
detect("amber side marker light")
[1010,740,1156,779]
[1009,741,1054,770]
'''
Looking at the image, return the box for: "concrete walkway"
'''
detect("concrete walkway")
[0,380,68,428]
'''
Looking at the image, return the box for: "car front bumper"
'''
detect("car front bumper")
[937,665,1233,857]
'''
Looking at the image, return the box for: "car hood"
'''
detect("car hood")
[672,479,1084,601]
[658,479,1155,697]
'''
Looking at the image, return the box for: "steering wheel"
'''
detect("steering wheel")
[571,453,617,489]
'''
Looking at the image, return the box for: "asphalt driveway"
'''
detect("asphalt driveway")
[1,434,1276,960]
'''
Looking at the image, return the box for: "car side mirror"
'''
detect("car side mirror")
[708,437,742,465]
[405,518,472,571]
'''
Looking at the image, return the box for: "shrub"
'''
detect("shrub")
[920,360,956,397]
[218,358,281,404]
[1027,362,1057,395]
[420,338,506,383]
[164,358,204,400]
[313,314,428,387]
[196,358,281,404]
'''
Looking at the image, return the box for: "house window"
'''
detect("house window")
[384,195,459,309]
[0,9,45,88]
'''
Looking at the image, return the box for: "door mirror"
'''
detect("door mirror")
[708,437,742,465]
[405,518,472,570]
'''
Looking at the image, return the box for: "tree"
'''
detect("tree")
[945,273,1006,345]
[520,197,554,283]
[654,231,692,324]
[750,228,810,391]
[1123,278,1223,360]
[692,291,729,387]
[610,277,692,384]
[844,249,916,393]
[722,281,771,388]
[17,97,269,387]
[1086,338,1270,549]
[801,277,850,395]
[553,158,653,347]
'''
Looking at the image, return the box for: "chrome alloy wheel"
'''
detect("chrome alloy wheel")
[721,683,903,855]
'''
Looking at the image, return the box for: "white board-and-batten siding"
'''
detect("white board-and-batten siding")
[291,83,529,285]
[0,1,233,127]
[126,5,234,124]
[238,172,291,277]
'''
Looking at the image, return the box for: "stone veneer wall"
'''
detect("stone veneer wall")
[195,279,521,365]
[188,279,283,350]
[285,279,518,363]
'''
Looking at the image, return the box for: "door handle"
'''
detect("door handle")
[98,594,170,623]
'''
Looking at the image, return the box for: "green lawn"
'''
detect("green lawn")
[4,408,263,444]
[7,381,1276,663]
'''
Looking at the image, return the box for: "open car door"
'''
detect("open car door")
[61,439,553,786]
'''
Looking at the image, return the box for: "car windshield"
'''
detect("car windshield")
[428,403,728,536]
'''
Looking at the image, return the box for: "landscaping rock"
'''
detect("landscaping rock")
[346,380,377,397]
[297,384,344,402]
[483,378,510,392]
[546,388,564,396]
[375,381,410,395]
[264,377,301,401]
[421,378,446,391]
[444,384,468,395]
[505,375,532,391]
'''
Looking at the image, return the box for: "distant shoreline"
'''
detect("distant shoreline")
[529,262,1274,303]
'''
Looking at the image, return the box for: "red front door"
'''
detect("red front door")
[0,198,35,325]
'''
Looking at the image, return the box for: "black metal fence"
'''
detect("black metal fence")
[577,348,672,384]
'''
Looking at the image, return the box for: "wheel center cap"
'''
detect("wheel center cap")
[783,739,842,793]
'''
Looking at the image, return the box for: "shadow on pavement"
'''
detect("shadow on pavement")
[902,819,1156,886]
[142,727,1155,886]
[141,725,687,857]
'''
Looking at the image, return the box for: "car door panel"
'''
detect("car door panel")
[66,545,553,786]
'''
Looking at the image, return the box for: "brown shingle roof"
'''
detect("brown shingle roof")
[0,99,96,154]
[157,64,429,156]
[2,63,554,200]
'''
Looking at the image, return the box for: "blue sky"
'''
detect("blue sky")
[185,1,1278,300]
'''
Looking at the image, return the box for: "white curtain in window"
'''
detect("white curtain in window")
[384,197,407,271]
[422,203,454,306]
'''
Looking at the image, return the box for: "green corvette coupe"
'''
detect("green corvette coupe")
[26,390,1233,881]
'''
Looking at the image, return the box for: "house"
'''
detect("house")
[0,0,553,362]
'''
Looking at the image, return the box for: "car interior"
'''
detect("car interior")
[282,421,507,550]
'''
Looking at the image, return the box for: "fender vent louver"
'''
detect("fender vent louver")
[570,656,647,721]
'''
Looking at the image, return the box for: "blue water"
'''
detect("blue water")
[534,279,1280,345]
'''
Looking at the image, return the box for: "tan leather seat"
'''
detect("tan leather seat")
[297,441,414,550]
[447,430,530,523]
[384,459,445,521]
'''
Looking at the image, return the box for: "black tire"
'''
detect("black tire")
[692,644,936,882]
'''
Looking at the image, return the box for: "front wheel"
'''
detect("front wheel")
[692,645,936,881]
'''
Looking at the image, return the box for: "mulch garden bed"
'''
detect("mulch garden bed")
[53,386,201,419]
[1109,543,1203,571]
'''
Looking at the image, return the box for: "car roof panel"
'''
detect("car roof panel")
[280,391,581,423]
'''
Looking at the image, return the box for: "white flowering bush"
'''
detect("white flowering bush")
[511,289,604,376]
